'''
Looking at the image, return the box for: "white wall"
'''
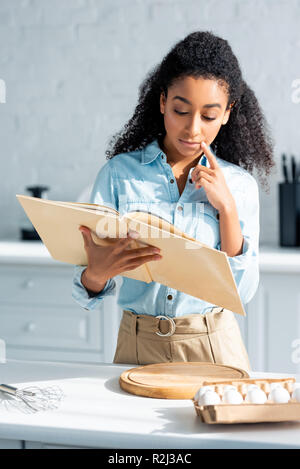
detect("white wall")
[1,0,299,244]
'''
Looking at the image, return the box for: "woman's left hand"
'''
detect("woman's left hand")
[191,141,235,212]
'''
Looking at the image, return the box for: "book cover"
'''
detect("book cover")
[16,194,246,316]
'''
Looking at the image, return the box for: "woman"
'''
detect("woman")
[72,31,274,371]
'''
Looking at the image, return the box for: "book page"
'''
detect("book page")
[55,201,119,215]
[119,212,245,315]
[122,211,209,248]
[16,194,119,216]
[16,194,152,283]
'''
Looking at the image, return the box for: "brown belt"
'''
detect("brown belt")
[121,307,234,339]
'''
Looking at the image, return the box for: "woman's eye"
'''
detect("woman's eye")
[174,110,188,115]
[174,110,216,121]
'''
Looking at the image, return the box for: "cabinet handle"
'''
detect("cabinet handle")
[25,322,37,333]
[23,280,35,289]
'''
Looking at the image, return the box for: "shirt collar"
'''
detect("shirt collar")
[141,138,208,167]
[141,139,164,165]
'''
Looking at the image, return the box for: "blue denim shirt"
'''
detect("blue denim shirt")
[72,139,259,317]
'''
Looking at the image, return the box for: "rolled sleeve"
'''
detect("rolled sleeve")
[224,175,260,305]
[72,160,118,310]
[72,265,116,311]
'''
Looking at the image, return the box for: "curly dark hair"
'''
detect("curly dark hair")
[105,31,275,192]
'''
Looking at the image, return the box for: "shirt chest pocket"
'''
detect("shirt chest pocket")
[194,202,220,248]
[117,178,149,204]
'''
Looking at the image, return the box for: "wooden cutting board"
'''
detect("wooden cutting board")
[119,362,249,399]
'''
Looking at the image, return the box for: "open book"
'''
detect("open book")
[16,194,246,316]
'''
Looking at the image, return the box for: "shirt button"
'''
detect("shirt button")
[216,213,220,220]
[167,294,173,300]
[189,178,193,183]
[170,178,175,184]
[177,206,183,212]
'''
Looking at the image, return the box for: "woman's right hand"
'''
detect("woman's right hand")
[79,225,163,287]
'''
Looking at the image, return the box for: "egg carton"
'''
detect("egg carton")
[193,377,300,424]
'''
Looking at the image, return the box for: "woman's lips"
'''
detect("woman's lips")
[179,139,201,148]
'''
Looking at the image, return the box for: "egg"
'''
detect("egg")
[194,385,214,401]
[292,387,300,402]
[223,385,237,392]
[245,388,267,404]
[247,384,260,391]
[222,389,243,404]
[270,382,284,391]
[239,384,259,399]
[268,386,290,403]
[198,390,221,406]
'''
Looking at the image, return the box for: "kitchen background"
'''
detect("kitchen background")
[0,0,300,373]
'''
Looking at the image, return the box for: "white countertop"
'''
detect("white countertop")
[1,240,300,272]
[0,359,299,449]
[258,244,300,273]
[0,241,65,266]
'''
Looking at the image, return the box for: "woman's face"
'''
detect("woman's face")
[160,76,232,160]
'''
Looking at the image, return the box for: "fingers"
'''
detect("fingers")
[79,225,95,248]
[191,166,214,181]
[127,229,140,239]
[79,225,140,250]
[200,141,218,169]
[194,173,214,188]
[125,253,162,271]
[113,230,140,253]
[191,168,214,189]
[123,245,161,261]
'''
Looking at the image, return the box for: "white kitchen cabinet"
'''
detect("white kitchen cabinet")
[1,241,300,373]
[0,242,121,364]
[0,439,22,449]
[236,245,300,375]
[246,271,300,375]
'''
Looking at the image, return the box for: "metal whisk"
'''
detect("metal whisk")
[0,383,64,414]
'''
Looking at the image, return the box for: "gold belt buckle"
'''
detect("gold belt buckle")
[155,315,176,337]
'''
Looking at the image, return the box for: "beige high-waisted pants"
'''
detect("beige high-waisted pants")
[113,307,251,372]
